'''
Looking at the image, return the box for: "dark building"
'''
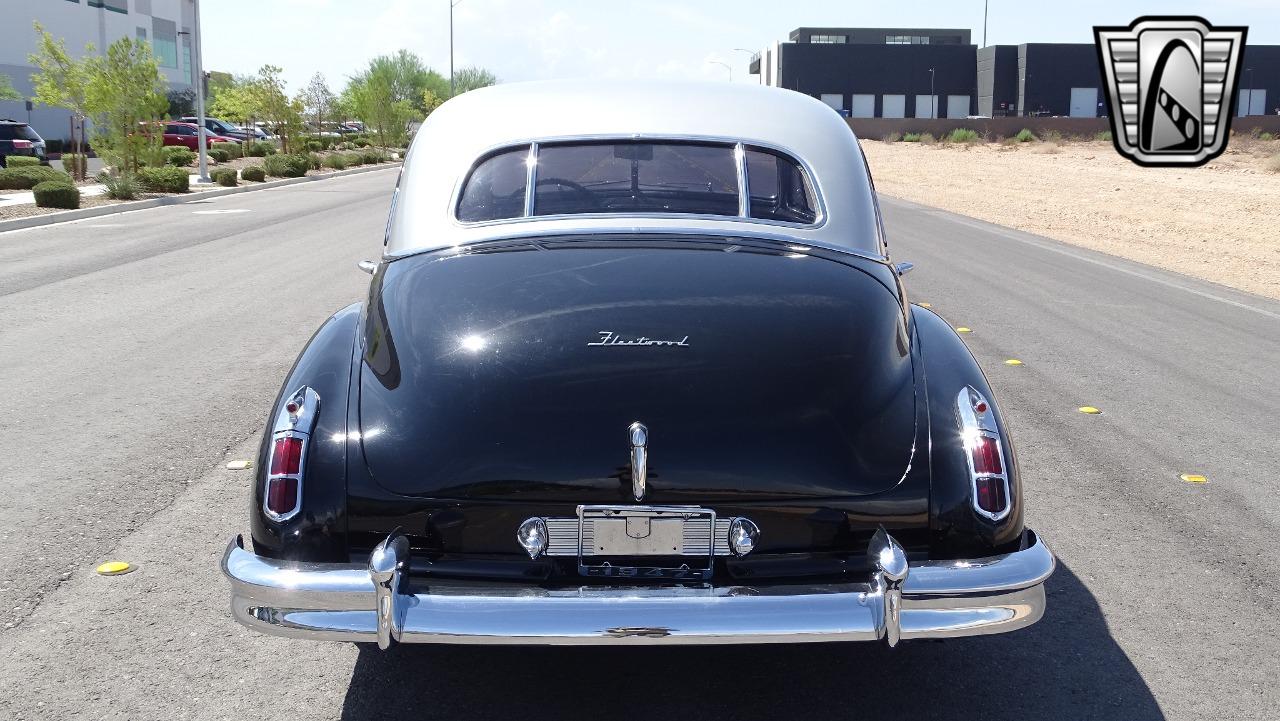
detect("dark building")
[752,27,1280,119]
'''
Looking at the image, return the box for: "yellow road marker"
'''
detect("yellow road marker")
[955,327,972,333]
[226,460,253,470]
[918,302,932,308]
[1078,406,1102,415]
[95,561,134,576]
[1180,473,1208,484]
[1004,359,1024,366]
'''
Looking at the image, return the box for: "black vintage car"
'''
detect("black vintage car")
[222,80,1054,649]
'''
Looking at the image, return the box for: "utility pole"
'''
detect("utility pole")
[450,0,463,96]
[190,0,209,183]
[983,0,989,47]
[929,67,936,119]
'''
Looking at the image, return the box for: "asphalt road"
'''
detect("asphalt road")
[1,170,1277,720]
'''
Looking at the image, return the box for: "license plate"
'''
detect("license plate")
[576,505,716,580]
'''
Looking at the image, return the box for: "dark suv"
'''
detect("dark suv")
[0,120,48,167]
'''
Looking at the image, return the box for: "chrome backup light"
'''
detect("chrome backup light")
[955,387,1012,521]
[728,517,760,557]
[516,517,549,559]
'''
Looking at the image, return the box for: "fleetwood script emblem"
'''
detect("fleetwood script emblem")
[1094,16,1247,167]
[588,331,690,347]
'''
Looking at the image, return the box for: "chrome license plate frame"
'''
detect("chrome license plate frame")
[576,505,717,580]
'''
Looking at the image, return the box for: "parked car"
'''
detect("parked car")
[222,80,1055,650]
[146,121,238,150]
[237,125,276,143]
[0,119,48,167]
[180,116,251,142]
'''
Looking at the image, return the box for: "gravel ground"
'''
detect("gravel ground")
[860,137,1280,300]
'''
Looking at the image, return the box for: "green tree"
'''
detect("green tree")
[252,65,303,152]
[207,75,260,131]
[357,50,446,114]
[347,66,420,148]
[421,89,445,117]
[0,73,22,102]
[450,66,498,96]
[301,72,335,134]
[84,37,167,174]
[27,22,92,177]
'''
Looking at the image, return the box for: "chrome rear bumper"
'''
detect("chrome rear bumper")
[222,529,1054,648]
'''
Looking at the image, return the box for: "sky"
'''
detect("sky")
[201,0,1280,94]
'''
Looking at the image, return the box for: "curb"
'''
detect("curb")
[0,163,400,234]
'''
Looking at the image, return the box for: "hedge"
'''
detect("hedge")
[241,165,265,182]
[137,165,190,193]
[0,165,70,190]
[210,168,238,186]
[322,153,349,170]
[208,148,230,163]
[344,152,364,166]
[263,153,309,178]
[164,147,196,167]
[5,156,42,168]
[32,181,80,209]
[211,141,242,159]
[246,141,276,157]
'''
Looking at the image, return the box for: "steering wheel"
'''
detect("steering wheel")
[534,177,604,210]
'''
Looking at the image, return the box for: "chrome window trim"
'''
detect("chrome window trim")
[386,227,890,265]
[449,133,827,231]
[523,142,538,217]
[734,143,750,218]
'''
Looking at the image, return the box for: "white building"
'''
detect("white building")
[0,0,197,142]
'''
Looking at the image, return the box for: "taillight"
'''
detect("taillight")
[956,387,1012,521]
[13,140,32,149]
[263,387,320,522]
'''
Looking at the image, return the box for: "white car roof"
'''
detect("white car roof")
[385,79,883,259]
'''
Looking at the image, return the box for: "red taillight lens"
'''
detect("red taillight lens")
[270,436,303,475]
[265,476,299,515]
[971,435,1003,475]
[975,476,1007,514]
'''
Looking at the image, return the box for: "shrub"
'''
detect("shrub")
[361,150,387,164]
[246,141,276,157]
[999,136,1020,147]
[164,147,196,167]
[901,132,921,142]
[6,155,41,167]
[306,152,322,170]
[1041,129,1063,143]
[947,128,981,144]
[1266,154,1280,174]
[210,168,238,186]
[96,171,140,200]
[305,140,324,152]
[881,132,901,143]
[346,152,366,166]
[32,180,80,209]
[263,153,310,178]
[353,137,372,148]
[0,165,69,190]
[1094,130,1113,142]
[1034,141,1062,154]
[1015,128,1037,143]
[208,148,230,163]
[61,153,88,176]
[241,165,266,182]
[1260,132,1275,141]
[137,165,190,193]
[918,132,937,145]
[212,141,242,158]
[322,153,349,170]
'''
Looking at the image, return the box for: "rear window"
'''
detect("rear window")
[532,142,739,217]
[456,140,819,225]
[0,125,40,141]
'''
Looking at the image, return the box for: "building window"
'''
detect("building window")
[136,27,147,41]
[152,17,178,68]
[886,35,931,45]
[182,33,193,82]
[810,34,847,44]
[88,0,128,12]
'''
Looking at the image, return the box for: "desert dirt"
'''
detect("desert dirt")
[859,137,1280,301]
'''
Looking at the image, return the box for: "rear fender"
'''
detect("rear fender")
[249,303,362,561]
[914,306,1025,555]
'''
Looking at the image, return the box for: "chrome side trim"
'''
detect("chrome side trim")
[222,529,1054,647]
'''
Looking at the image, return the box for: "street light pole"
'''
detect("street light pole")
[191,0,209,183]
[1246,67,1255,115]
[450,0,463,96]
[709,60,732,82]
[929,67,936,119]
[983,0,989,48]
